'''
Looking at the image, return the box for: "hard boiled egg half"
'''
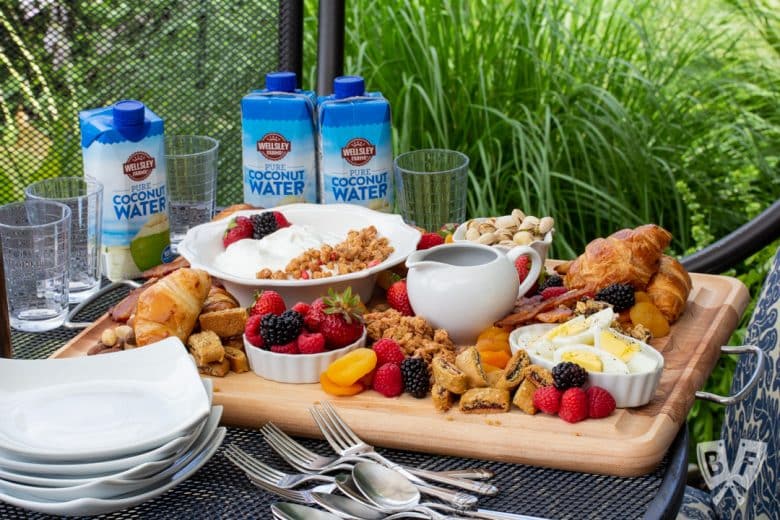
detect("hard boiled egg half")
[553,345,630,375]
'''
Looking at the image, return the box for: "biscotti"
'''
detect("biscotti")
[198,307,247,338]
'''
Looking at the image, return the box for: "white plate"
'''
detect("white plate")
[0,338,210,462]
[178,203,421,306]
[0,379,211,478]
[0,405,221,488]
[0,407,223,501]
[0,427,225,516]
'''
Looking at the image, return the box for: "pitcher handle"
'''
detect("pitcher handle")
[505,246,543,299]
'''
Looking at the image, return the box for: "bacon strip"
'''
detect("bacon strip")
[140,256,190,279]
[109,279,157,323]
[535,307,574,323]
[495,288,591,328]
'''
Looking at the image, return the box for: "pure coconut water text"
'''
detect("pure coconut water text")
[317,76,393,211]
[241,71,317,207]
[79,100,171,281]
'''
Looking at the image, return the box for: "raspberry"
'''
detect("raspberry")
[297,331,326,354]
[304,298,326,331]
[244,314,264,348]
[272,211,290,228]
[400,357,430,398]
[373,338,405,367]
[552,362,588,390]
[292,301,311,316]
[417,232,445,250]
[559,387,588,423]
[372,363,403,397]
[540,286,569,300]
[586,386,616,419]
[270,341,299,354]
[532,386,562,415]
[261,310,303,347]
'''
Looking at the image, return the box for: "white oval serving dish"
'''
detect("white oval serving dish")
[178,203,421,307]
[244,329,367,384]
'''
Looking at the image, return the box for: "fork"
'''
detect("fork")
[224,444,336,489]
[261,422,495,482]
[310,402,481,509]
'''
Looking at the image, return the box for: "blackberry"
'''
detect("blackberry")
[595,283,635,311]
[250,212,278,240]
[400,357,430,398]
[552,362,588,390]
[260,310,303,347]
[537,274,564,293]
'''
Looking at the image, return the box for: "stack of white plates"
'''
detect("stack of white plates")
[0,338,225,516]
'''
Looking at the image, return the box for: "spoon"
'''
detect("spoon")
[311,492,429,519]
[270,502,342,520]
[352,462,546,520]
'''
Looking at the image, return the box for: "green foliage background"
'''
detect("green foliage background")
[2,0,779,460]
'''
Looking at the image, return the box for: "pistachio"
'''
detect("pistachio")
[518,216,538,231]
[511,209,526,223]
[513,231,534,245]
[477,222,497,235]
[101,328,117,347]
[466,219,480,230]
[499,239,516,247]
[465,227,481,241]
[497,228,514,240]
[538,216,554,235]
[495,215,516,229]
[477,232,497,245]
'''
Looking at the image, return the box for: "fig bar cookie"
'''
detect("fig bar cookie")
[512,365,554,414]
[455,347,489,388]
[494,349,531,390]
[459,388,511,414]
[431,384,455,412]
[432,355,469,394]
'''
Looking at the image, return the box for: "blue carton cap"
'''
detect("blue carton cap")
[333,76,365,99]
[266,71,297,92]
[113,100,145,127]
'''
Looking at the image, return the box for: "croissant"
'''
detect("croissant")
[201,284,239,314]
[646,255,692,322]
[134,268,211,346]
[556,224,672,291]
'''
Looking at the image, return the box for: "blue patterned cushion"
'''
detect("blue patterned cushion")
[679,486,717,520]
[715,247,780,518]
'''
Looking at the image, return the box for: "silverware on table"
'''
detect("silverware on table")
[311,401,496,499]
[260,421,494,481]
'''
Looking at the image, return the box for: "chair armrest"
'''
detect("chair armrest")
[643,425,689,520]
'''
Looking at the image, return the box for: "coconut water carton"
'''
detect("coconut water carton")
[79,100,171,281]
[317,76,393,211]
[241,71,317,207]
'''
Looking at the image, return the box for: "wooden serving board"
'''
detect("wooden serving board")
[51,271,748,477]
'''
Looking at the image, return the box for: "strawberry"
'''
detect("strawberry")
[417,232,445,250]
[514,255,530,282]
[304,297,326,332]
[292,301,311,316]
[250,290,286,317]
[540,286,569,300]
[372,338,405,367]
[372,363,403,397]
[558,387,588,423]
[222,216,253,248]
[244,314,264,348]
[533,386,562,415]
[386,280,414,316]
[272,211,290,228]
[320,288,365,348]
[586,386,616,419]
[270,341,299,354]
[297,331,326,354]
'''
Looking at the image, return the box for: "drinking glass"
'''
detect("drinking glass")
[25,176,103,303]
[394,149,469,231]
[0,200,71,332]
[165,135,219,250]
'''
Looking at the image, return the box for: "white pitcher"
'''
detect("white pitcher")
[405,242,543,345]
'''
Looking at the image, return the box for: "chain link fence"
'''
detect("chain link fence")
[0,0,300,206]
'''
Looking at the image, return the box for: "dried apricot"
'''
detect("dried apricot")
[629,302,671,338]
[325,348,378,386]
[634,291,651,303]
[479,350,511,369]
[477,326,510,342]
[320,372,365,396]
[482,362,502,373]
[476,337,511,353]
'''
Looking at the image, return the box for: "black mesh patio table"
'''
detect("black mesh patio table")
[2,283,688,519]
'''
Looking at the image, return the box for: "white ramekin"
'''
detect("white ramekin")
[244,329,366,384]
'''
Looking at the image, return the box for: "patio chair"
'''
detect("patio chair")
[677,240,780,519]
